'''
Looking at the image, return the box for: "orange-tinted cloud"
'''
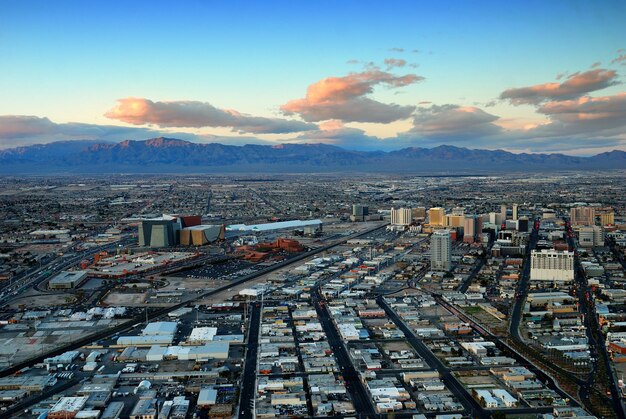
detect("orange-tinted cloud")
[538,93,626,123]
[500,69,619,105]
[281,70,423,123]
[106,98,317,134]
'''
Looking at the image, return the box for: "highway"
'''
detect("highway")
[0,237,136,306]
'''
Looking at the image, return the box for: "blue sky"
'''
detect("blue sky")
[1,0,625,155]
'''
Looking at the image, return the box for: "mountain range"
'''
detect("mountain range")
[0,137,624,174]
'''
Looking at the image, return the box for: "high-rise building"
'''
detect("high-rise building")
[500,204,507,221]
[578,226,604,248]
[463,215,482,243]
[518,217,529,232]
[489,212,503,226]
[451,207,465,216]
[530,249,574,282]
[570,206,595,226]
[431,230,452,271]
[428,207,445,226]
[412,207,426,219]
[512,204,518,221]
[446,215,465,228]
[352,204,369,222]
[598,208,615,226]
[391,207,412,226]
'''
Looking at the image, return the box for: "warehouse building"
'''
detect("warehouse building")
[48,270,88,289]
[48,396,89,419]
[226,219,322,235]
[197,387,218,406]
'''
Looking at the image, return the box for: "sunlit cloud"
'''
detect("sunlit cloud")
[500,69,619,105]
[105,97,317,134]
[281,70,423,123]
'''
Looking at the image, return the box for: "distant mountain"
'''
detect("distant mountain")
[0,137,624,173]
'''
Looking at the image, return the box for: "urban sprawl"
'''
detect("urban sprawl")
[0,172,625,419]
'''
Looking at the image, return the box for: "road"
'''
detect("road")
[566,220,626,418]
[457,256,487,293]
[238,303,261,419]
[0,222,391,418]
[508,219,539,341]
[0,237,136,305]
[312,286,377,418]
[377,296,487,418]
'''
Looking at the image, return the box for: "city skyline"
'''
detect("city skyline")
[1,1,626,155]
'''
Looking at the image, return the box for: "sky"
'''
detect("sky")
[1,0,625,155]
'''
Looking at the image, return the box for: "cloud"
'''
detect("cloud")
[612,54,626,65]
[105,97,317,134]
[500,69,619,105]
[384,58,407,69]
[524,93,626,138]
[280,70,423,123]
[0,115,195,149]
[389,47,404,52]
[408,105,502,138]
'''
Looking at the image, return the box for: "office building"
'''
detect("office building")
[463,215,482,244]
[512,204,518,220]
[431,230,452,271]
[446,215,465,228]
[570,206,595,226]
[500,204,507,221]
[352,204,369,222]
[428,207,445,226]
[578,226,604,248]
[412,207,426,219]
[489,212,503,226]
[530,249,574,282]
[518,217,529,232]
[390,207,412,226]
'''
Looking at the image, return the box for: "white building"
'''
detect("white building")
[578,226,604,248]
[390,207,412,226]
[430,230,452,271]
[475,389,498,408]
[530,249,574,282]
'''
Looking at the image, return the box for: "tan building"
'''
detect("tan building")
[446,215,464,228]
[428,207,445,226]
[570,206,595,226]
[598,208,615,226]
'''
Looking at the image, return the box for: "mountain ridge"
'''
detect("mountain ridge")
[0,137,624,173]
